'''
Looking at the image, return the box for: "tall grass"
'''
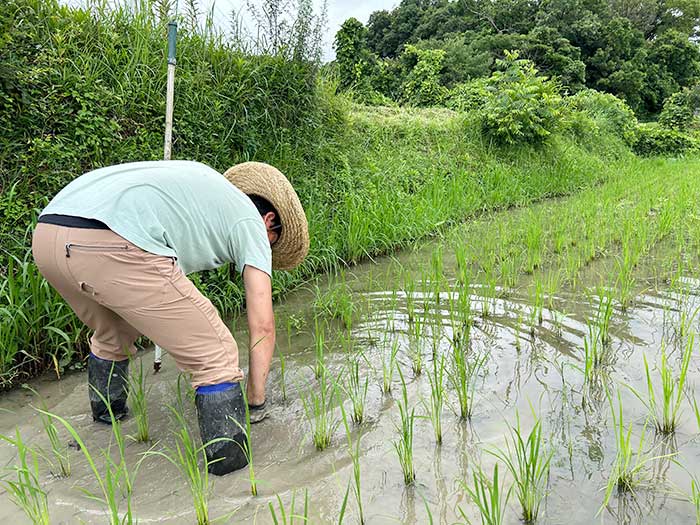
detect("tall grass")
[0,429,50,525]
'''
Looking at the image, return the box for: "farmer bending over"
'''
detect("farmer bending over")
[32,161,309,475]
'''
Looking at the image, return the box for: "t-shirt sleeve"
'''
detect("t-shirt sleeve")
[228,218,272,276]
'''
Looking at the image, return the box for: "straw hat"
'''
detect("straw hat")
[223,162,309,271]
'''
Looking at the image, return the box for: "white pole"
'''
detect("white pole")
[155,20,178,373]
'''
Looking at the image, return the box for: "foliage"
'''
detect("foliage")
[632,124,700,156]
[334,17,375,92]
[659,86,700,131]
[479,52,562,145]
[401,45,448,107]
[446,78,489,112]
[566,89,637,144]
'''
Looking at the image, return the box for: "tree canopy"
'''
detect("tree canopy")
[333,0,700,116]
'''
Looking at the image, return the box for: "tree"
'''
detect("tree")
[401,45,448,106]
[334,18,375,90]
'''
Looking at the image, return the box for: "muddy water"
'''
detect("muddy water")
[1,238,699,524]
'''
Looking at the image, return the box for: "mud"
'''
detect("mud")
[1,235,699,524]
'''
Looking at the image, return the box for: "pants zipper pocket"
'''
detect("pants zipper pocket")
[65,243,129,258]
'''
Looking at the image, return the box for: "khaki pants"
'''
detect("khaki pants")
[31,223,244,388]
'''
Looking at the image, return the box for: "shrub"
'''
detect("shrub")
[566,89,637,144]
[632,124,700,156]
[659,87,700,131]
[401,45,449,107]
[479,51,562,145]
[446,78,489,112]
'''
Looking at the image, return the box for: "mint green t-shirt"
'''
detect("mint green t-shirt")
[40,161,272,276]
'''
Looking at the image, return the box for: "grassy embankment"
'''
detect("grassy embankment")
[0,0,640,387]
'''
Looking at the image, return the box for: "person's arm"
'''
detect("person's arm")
[243,265,275,405]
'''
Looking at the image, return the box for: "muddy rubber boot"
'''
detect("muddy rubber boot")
[195,382,248,476]
[87,354,129,424]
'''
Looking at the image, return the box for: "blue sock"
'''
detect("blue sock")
[196,382,235,394]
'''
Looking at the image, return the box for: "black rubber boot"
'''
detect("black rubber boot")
[87,354,129,424]
[195,383,248,476]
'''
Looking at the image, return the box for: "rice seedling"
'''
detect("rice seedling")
[268,490,309,524]
[278,347,288,402]
[593,287,614,346]
[238,391,258,496]
[409,315,424,376]
[340,403,365,524]
[489,417,552,522]
[312,274,354,329]
[525,215,544,274]
[381,339,400,394]
[691,476,700,525]
[300,368,340,451]
[313,317,326,380]
[0,429,50,525]
[528,277,545,334]
[146,379,216,525]
[448,343,486,420]
[25,386,71,478]
[127,357,151,443]
[343,354,369,425]
[693,395,700,432]
[403,274,417,324]
[600,392,670,512]
[423,353,446,444]
[393,370,416,485]
[633,337,693,435]
[458,463,511,525]
[38,388,143,525]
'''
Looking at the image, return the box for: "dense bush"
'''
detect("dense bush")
[479,52,562,145]
[565,89,638,145]
[446,78,489,112]
[659,86,700,131]
[632,124,700,156]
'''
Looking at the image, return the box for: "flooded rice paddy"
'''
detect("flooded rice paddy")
[2,178,700,524]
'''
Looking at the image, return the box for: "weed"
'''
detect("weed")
[393,370,416,485]
[0,429,50,525]
[458,463,511,525]
[490,417,551,522]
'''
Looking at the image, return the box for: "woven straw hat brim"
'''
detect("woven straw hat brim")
[223,162,309,271]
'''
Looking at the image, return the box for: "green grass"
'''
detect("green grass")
[381,339,400,394]
[0,428,50,525]
[343,354,369,426]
